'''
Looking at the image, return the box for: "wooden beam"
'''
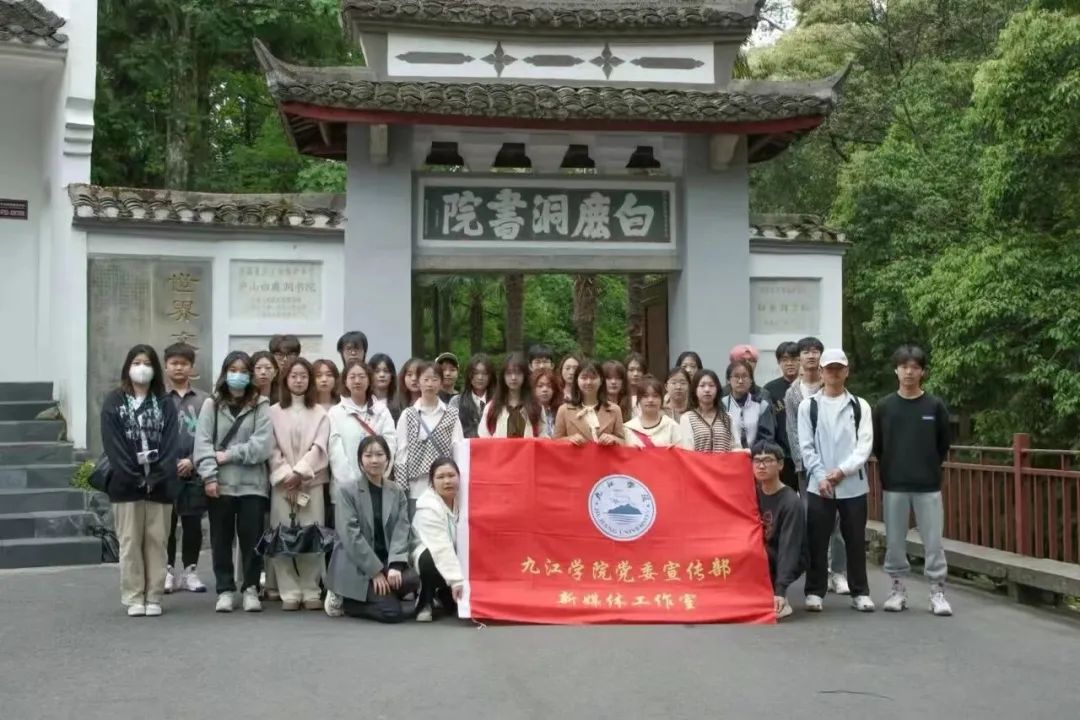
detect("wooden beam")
[318,121,333,148]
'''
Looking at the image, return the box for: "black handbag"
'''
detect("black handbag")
[88,453,112,493]
[175,478,208,516]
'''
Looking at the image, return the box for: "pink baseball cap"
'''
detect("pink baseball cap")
[729,344,759,363]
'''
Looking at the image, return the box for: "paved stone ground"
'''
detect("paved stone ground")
[1,560,1077,720]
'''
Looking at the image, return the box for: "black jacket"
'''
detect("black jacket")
[100,388,179,504]
[455,392,488,439]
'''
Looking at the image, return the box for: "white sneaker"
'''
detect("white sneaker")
[851,594,876,612]
[804,594,824,612]
[164,567,176,594]
[828,573,850,595]
[883,580,908,612]
[127,604,146,617]
[145,603,162,617]
[324,590,344,618]
[776,599,793,620]
[215,592,235,613]
[181,566,207,593]
[929,590,953,616]
[242,587,263,612]
[416,605,434,622]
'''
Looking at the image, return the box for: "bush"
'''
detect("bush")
[71,460,96,491]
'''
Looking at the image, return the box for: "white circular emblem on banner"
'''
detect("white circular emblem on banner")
[588,474,657,542]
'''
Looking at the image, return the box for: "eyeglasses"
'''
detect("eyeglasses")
[752,457,778,467]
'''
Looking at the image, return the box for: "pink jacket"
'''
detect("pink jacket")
[268,402,330,487]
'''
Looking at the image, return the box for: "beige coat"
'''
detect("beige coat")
[268,402,330,488]
[553,402,625,444]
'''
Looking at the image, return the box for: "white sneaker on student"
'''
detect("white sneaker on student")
[416,605,434,623]
[883,580,908,612]
[215,592,235,613]
[851,595,876,612]
[828,573,850,595]
[164,567,176,594]
[804,594,824,612]
[127,604,146,617]
[324,590,344,618]
[242,587,263,612]
[181,566,207,593]
[145,603,162,617]
[776,599,793,620]
[929,589,953,617]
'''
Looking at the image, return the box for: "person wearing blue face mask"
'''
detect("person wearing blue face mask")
[194,351,275,613]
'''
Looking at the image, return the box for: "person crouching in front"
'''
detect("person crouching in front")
[325,435,419,622]
[411,457,465,622]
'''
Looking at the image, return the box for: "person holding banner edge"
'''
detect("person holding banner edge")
[752,440,806,620]
[411,457,465,622]
[553,359,626,446]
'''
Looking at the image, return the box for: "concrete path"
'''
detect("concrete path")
[1,561,1076,720]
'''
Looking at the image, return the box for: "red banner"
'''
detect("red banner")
[456,439,774,624]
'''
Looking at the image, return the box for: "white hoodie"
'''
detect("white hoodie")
[410,487,464,589]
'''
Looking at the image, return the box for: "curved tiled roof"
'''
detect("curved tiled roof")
[750,214,846,245]
[0,0,67,48]
[343,0,763,36]
[255,40,843,127]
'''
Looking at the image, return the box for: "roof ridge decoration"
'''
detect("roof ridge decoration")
[69,184,845,246]
[254,39,845,127]
[67,184,346,230]
[342,0,764,36]
[0,0,67,48]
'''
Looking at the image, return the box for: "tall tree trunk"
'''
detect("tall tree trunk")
[432,286,443,351]
[504,273,525,353]
[438,284,454,352]
[410,276,425,358]
[627,274,645,355]
[164,14,194,189]
[468,281,485,354]
[573,274,598,357]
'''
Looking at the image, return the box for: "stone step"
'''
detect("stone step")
[0,536,101,569]
[0,420,65,443]
[0,441,74,466]
[0,382,53,402]
[0,400,56,421]
[0,464,81,489]
[0,510,96,540]
[0,488,87,513]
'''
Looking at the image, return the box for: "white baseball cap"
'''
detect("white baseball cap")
[821,348,849,367]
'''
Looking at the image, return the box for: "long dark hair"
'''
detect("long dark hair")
[676,351,703,371]
[213,351,260,407]
[601,359,632,422]
[342,359,375,406]
[689,369,723,411]
[398,357,422,404]
[568,359,608,408]
[311,358,341,405]
[464,353,495,399]
[368,353,398,405]
[278,357,317,409]
[250,350,280,405]
[120,344,165,397]
[357,434,392,477]
[486,352,539,435]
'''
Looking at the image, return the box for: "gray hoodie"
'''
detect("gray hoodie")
[193,395,273,498]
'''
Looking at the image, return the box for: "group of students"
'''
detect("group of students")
[98,330,953,623]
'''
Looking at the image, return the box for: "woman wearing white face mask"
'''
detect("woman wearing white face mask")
[100,344,180,617]
[193,351,274,613]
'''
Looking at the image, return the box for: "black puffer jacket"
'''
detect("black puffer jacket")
[100,389,179,504]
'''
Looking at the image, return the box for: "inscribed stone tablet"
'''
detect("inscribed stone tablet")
[750,279,821,335]
[230,261,322,321]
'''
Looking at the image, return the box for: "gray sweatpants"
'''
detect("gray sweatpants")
[883,490,947,586]
[799,471,846,575]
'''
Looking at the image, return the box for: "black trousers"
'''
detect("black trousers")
[418,549,457,612]
[208,494,267,594]
[805,493,868,598]
[341,568,420,623]
[167,509,203,569]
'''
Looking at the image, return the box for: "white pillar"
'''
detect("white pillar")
[345,124,414,364]
[668,134,750,372]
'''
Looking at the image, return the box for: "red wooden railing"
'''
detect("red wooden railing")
[867,434,1080,565]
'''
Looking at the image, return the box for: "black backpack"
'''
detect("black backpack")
[809,396,865,480]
